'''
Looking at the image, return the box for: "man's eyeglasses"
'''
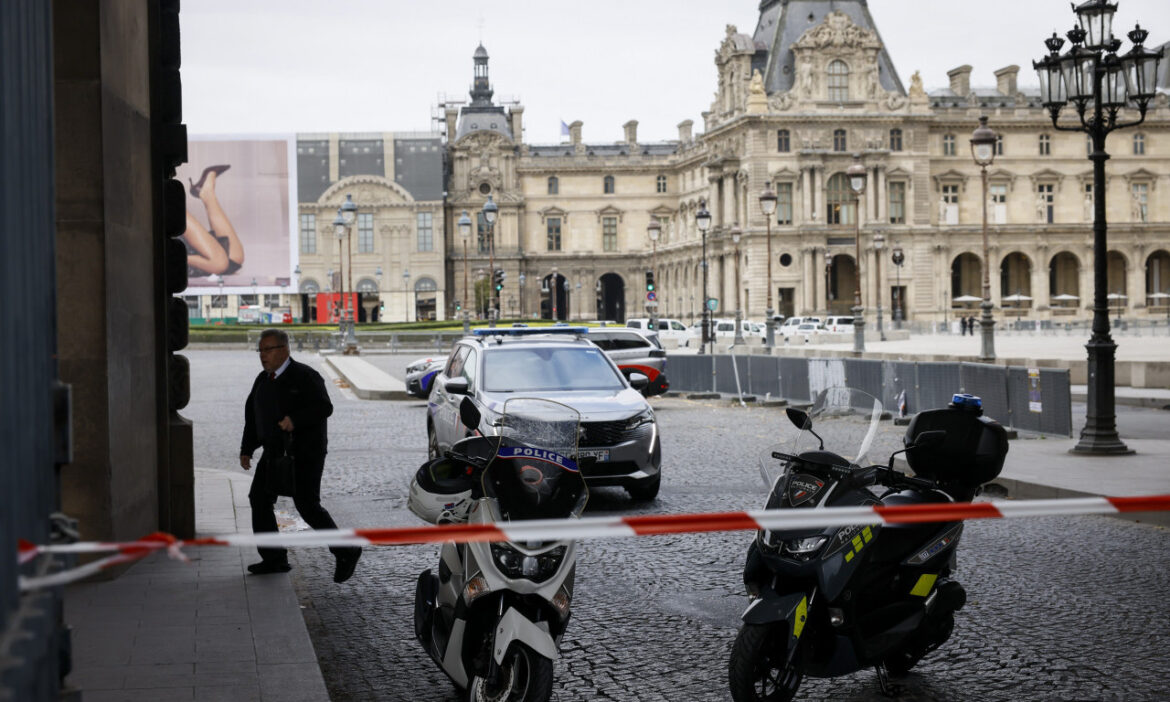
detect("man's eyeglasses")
[257,344,287,353]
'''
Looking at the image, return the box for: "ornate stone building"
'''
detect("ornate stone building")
[443,0,1170,326]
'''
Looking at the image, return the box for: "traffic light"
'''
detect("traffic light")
[454,300,462,312]
[494,269,506,291]
[645,270,655,292]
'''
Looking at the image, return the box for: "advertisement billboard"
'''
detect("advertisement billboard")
[178,136,296,291]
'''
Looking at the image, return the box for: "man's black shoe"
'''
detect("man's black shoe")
[333,549,361,584]
[247,560,291,575]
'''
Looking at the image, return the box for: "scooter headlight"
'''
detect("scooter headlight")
[490,543,566,583]
[782,536,827,560]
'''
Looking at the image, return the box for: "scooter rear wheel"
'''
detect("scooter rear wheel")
[729,622,803,702]
[468,643,553,702]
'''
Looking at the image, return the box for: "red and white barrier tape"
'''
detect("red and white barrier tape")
[18,494,1170,592]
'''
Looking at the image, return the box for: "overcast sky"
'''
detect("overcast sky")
[181,0,1169,144]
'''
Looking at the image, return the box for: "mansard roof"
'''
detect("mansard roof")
[753,0,904,96]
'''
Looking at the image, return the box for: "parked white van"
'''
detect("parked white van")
[627,317,689,345]
[824,316,855,333]
[779,316,823,337]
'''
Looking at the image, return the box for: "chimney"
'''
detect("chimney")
[947,65,972,96]
[444,107,459,142]
[509,105,524,141]
[623,119,638,146]
[569,120,584,153]
[994,65,1019,96]
[677,119,693,144]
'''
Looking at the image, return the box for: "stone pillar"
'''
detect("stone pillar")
[812,167,822,221]
[801,167,812,222]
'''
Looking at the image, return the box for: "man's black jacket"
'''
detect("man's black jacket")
[240,358,333,458]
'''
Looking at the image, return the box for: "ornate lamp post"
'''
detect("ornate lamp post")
[847,155,868,353]
[518,273,527,319]
[759,185,778,349]
[873,233,886,341]
[563,277,571,322]
[458,210,472,332]
[482,195,499,327]
[1033,1,1161,455]
[695,200,712,354]
[333,195,359,353]
[970,115,998,361]
[731,225,745,345]
[402,269,411,322]
[891,245,905,328]
[374,266,383,322]
[647,218,661,330]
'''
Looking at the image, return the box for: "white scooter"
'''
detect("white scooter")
[410,397,587,702]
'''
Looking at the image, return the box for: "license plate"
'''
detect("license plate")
[577,449,610,462]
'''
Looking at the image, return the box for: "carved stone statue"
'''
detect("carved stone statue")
[799,59,815,98]
[747,69,768,114]
[1036,193,1047,222]
[909,71,926,98]
[938,196,947,222]
[1083,192,1093,221]
[1131,190,1145,222]
[867,62,881,98]
[750,69,765,96]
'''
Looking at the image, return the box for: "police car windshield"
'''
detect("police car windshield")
[483,346,625,392]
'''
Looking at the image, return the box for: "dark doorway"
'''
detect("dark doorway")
[598,273,625,322]
[541,272,569,320]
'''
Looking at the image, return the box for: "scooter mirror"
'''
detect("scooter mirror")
[786,407,810,430]
[459,397,481,433]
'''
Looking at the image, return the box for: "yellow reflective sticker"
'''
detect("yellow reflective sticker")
[844,550,854,562]
[852,535,864,550]
[910,573,938,597]
[793,596,808,638]
[862,526,873,543]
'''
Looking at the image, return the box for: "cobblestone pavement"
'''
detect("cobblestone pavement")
[186,350,1170,701]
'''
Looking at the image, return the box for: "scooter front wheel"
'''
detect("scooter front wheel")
[728,622,803,702]
[468,643,553,702]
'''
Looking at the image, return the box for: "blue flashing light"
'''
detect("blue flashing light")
[950,393,983,411]
[471,326,590,338]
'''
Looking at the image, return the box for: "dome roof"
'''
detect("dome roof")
[473,43,488,59]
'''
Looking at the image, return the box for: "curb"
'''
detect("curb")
[324,357,412,401]
[1071,392,1170,409]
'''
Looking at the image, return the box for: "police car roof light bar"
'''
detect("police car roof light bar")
[471,326,591,338]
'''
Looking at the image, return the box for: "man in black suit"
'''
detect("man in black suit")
[239,329,361,582]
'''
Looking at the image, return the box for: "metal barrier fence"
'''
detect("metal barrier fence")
[246,329,463,354]
[668,353,1073,437]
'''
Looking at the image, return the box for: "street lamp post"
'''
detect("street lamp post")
[1033,2,1161,454]
[403,269,411,322]
[550,267,558,321]
[847,156,868,353]
[647,219,661,330]
[824,252,834,315]
[873,233,886,341]
[731,226,744,345]
[340,194,357,351]
[891,245,905,328]
[971,115,999,361]
[482,195,498,327]
[374,266,383,322]
[458,210,472,332]
[695,200,712,354]
[518,273,526,318]
[562,278,571,322]
[759,185,777,350]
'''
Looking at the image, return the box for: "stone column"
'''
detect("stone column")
[801,167,812,222]
[876,167,887,223]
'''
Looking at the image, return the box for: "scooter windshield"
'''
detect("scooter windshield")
[483,398,588,521]
[759,387,884,492]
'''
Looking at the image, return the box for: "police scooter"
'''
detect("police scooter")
[729,389,1008,701]
[410,397,587,702]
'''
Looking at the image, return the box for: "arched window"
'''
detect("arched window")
[300,280,320,294]
[414,277,438,292]
[603,175,615,194]
[356,278,379,294]
[827,60,849,101]
[548,176,559,194]
[833,129,847,152]
[825,173,856,225]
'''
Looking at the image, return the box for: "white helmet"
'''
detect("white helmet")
[408,458,477,525]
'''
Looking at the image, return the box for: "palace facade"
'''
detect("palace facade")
[294,0,1170,325]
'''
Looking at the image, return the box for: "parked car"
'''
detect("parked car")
[427,327,662,500]
[626,317,689,345]
[405,356,446,399]
[824,315,855,333]
[779,316,823,337]
[586,328,669,396]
